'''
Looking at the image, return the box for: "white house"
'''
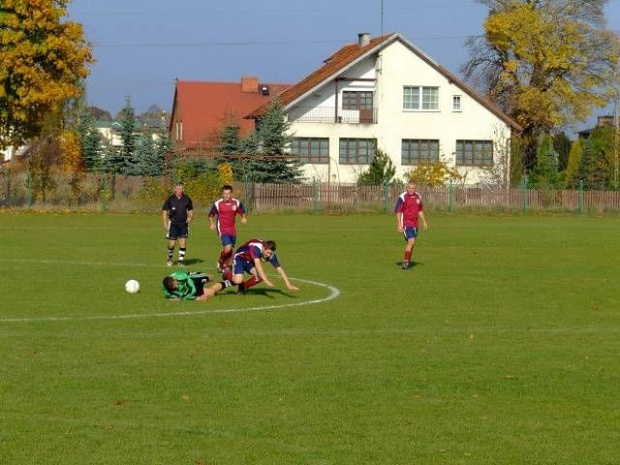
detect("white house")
[249,33,521,185]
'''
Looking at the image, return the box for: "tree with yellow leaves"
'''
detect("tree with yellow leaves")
[462,0,620,171]
[0,0,94,149]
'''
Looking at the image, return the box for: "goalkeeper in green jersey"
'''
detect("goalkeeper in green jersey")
[162,271,232,301]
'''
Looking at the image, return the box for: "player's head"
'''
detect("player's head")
[406,181,417,195]
[174,182,184,196]
[262,240,276,259]
[162,276,178,292]
[221,185,233,201]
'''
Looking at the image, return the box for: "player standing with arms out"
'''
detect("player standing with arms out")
[208,185,247,272]
[162,182,193,267]
[395,181,428,270]
[223,239,299,294]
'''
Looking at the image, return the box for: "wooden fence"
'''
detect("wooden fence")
[236,182,620,213]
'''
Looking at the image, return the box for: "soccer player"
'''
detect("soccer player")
[222,239,299,294]
[162,270,233,301]
[395,181,429,270]
[162,182,193,266]
[207,185,247,272]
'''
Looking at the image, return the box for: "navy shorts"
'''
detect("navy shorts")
[191,276,209,297]
[403,226,418,241]
[233,256,254,276]
[220,234,236,247]
[167,221,189,240]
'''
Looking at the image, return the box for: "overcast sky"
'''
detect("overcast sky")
[69,0,620,130]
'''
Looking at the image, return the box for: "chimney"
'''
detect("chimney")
[241,77,259,93]
[597,115,614,127]
[358,32,371,47]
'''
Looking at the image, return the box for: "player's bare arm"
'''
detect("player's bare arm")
[419,211,429,230]
[241,214,248,225]
[186,210,193,223]
[276,266,299,292]
[162,210,169,230]
[253,258,274,287]
[396,212,403,232]
[208,215,216,230]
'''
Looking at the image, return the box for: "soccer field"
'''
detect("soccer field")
[1,212,619,464]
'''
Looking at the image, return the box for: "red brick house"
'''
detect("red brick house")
[169,77,290,151]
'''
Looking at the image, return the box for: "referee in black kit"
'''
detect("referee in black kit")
[162,182,193,266]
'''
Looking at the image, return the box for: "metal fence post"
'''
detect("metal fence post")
[578,179,584,215]
[27,171,32,209]
[523,176,528,215]
[383,178,389,214]
[449,179,455,214]
[244,174,250,212]
[101,175,108,211]
[313,178,318,213]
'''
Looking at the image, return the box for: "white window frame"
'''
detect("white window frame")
[403,86,440,111]
[453,95,462,112]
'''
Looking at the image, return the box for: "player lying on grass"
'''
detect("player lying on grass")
[162,271,233,301]
[222,239,299,294]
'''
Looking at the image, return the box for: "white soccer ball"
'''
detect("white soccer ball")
[125,279,140,294]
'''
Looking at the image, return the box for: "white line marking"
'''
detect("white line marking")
[0,255,341,323]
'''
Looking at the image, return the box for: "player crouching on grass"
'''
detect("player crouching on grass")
[222,239,299,294]
[162,271,233,301]
[395,181,428,270]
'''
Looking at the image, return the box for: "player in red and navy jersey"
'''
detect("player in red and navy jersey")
[208,185,247,272]
[394,181,429,270]
[222,239,299,294]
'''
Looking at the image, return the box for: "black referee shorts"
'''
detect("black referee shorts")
[166,221,189,240]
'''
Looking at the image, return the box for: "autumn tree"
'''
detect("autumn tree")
[0,1,94,149]
[462,0,620,171]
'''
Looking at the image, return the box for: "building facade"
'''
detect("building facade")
[251,33,521,185]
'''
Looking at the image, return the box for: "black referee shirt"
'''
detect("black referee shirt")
[162,194,193,222]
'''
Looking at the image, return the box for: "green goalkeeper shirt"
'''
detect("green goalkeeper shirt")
[163,271,208,300]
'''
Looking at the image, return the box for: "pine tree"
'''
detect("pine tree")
[530,134,560,188]
[133,130,172,176]
[219,117,242,178]
[249,101,302,183]
[357,147,396,186]
[78,108,104,171]
[118,97,138,175]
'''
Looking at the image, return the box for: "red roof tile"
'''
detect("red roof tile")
[170,80,290,148]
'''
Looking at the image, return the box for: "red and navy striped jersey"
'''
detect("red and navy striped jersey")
[208,197,246,236]
[394,191,424,228]
[234,239,280,268]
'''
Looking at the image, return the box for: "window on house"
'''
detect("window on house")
[175,121,183,141]
[401,139,440,165]
[339,138,376,164]
[290,137,329,164]
[403,86,439,110]
[342,91,374,110]
[455,140,493,166]
[453,95,462,112]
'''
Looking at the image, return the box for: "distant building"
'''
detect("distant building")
[169,77,290,150]
[578,115,616,139]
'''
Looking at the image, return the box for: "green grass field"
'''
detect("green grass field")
[1,212,619,464]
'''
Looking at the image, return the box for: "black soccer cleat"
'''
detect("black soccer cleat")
[402,262,410,270]
[237,283,246,295]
